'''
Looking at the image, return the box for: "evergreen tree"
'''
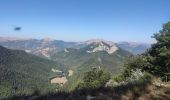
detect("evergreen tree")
[148,22,170,81]
[123,22,170,81]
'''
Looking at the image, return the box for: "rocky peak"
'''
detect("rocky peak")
[85,39,115,46]
[85,39,118,54]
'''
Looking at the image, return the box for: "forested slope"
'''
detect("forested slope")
[0,46,66,99]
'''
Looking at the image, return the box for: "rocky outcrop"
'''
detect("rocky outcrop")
[86,40,118,54]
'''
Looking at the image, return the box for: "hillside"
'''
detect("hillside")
[52,40,131,73]
[0,46,67,99]
[51,40,132,90]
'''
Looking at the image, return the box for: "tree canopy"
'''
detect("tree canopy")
[123,22,170,81]
[77,68,110,89]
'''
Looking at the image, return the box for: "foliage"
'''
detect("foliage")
[123,22,170,81]
[125,69,144,82]
[77,68,111,89]
[112,74,125,83]
[123,55,152,78]
[8,74,157,100]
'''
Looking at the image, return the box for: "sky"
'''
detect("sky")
[0,0,170,43]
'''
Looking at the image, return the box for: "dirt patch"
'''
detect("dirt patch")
[68,70,73,76]
[51,77,67,84]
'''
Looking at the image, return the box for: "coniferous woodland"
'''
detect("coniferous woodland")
[0,46,67,99]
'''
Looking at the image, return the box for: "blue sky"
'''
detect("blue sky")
[0,0,170,43]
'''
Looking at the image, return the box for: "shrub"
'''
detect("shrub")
[77,68,111,89]
[125,69,144,82]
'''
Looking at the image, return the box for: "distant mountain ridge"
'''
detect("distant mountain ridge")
[0,37,151,59]
[0,38,79,58]
[117,42,151,54]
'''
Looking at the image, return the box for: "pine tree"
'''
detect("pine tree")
[123,22,170,81]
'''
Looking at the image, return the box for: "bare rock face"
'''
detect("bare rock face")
[64,48,69,53]
[108,46,119,54]
[86,39,118,54]
[85,39,115,46]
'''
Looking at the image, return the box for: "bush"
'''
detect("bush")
[113,74,125,83]
[126,69,144,82]
[77,68,111,89]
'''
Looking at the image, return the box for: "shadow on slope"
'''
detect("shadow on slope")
[5,79,164,100]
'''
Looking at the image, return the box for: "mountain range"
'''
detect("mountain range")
[0,37,151,59]
[117,42,151,54]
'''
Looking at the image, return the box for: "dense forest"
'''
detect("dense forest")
[0,46,68,99]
